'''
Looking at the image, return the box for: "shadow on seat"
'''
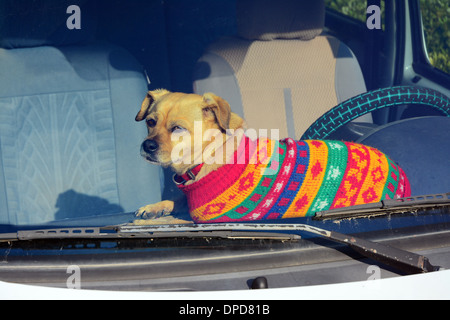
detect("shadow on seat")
[55,189,124,220]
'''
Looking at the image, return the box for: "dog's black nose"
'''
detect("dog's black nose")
[142,139,159,153]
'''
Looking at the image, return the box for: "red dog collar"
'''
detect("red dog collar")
[173,164,204,185]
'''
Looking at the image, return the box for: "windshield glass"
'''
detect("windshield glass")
[2,0,450,296]
[0,0,449,232]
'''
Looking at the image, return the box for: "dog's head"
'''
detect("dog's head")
[135,90,244,174]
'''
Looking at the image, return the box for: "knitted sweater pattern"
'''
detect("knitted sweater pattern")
[178,136,411,223]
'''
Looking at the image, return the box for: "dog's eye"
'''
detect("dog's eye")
[146,118,157,128]
[171,126,185,133]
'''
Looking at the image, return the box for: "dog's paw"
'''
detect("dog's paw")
[135,200,175,219]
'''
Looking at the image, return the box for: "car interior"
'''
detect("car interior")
[0,0,450,293]
[1,0,449,228]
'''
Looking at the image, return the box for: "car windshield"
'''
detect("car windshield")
[0,0,450,294]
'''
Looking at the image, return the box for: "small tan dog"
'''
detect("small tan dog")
[134,90,410,224]
[134,89,245,224]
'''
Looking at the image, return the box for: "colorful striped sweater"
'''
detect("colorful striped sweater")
[178,136,411,223]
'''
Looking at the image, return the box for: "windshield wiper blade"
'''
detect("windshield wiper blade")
[1,222,439,275]
[119,223,439,274]
[314,193,450,220]
[0,225,300,242]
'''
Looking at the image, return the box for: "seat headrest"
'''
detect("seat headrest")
[0,0,97,49]
[236,0,325,41]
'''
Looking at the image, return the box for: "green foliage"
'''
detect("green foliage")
[420,0,450,74]
[326,0,449,74]
[325,0,368,22]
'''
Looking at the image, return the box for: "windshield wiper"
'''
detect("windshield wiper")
[0,225,301,242]
[314,193,450,220]
[1,222,440,275]
[119,223,440,274]
[1,194,447,275]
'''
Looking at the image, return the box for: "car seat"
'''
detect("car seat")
[0,1,162,225]
[193,0,371,139]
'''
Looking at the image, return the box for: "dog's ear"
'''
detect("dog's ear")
[135,89,170,122]
[202,93,231,132]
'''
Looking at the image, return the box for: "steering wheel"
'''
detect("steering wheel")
[301,86,450,140]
